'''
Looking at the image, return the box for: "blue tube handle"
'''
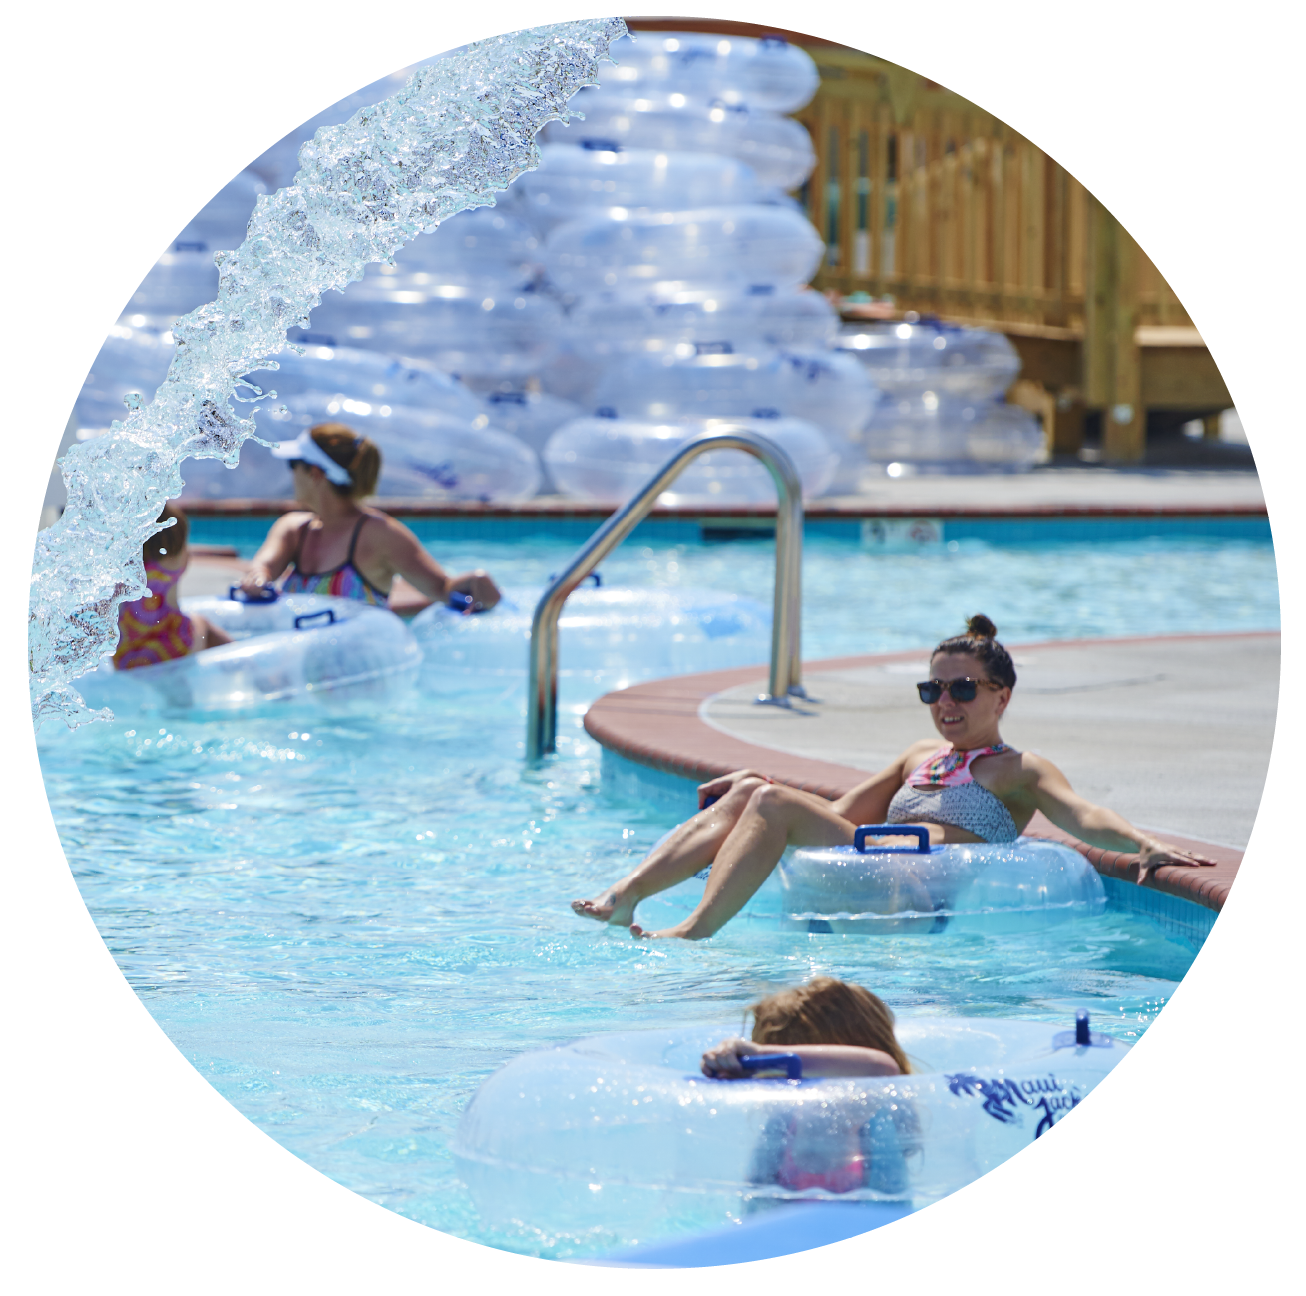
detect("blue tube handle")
[1053,1010,1115,1050]
[229,584,278,604]
[293,608,336,630]
[739,1054,803,1080]
[854,824,932,854]
[447,590,492,614]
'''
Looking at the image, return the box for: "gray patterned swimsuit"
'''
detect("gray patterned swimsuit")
[885,743,1019,843]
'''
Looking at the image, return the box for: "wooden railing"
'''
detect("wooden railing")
[627,19,1232,462]
[791,44,1195,334]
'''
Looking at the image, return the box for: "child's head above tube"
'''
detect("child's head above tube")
[145,501,189,567]
[749,977,910,1075]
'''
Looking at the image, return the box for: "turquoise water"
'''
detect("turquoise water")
[37,533,1276,1259]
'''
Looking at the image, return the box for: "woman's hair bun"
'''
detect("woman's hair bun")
[966,614,998,640]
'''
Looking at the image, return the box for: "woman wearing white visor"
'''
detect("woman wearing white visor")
[239,423,501,612]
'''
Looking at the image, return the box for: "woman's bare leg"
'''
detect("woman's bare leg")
[571,777,769,925]
[631,783,857,940]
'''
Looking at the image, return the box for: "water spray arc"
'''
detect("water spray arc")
[30,18,626,727]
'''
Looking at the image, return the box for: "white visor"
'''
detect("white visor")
[271,429,354,487]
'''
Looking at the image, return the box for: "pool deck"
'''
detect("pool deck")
[178,461,1265,522]
[583,631,1280,915]
[179,463,1267,612]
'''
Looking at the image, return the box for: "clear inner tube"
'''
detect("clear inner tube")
[411,584,772,687]
[75,593,421,717]
[453,1016,1128,1240]
[781,837,1107,934]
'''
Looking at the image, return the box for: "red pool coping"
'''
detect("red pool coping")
[175,498,1268,521]
[583,634,1268,915]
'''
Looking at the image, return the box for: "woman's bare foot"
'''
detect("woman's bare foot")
[629,921,702,941]
[570,888,638,926]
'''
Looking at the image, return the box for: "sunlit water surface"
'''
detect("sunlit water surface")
[38,533,1276,1258]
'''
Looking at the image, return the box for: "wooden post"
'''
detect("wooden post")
[1084,195,1144,463]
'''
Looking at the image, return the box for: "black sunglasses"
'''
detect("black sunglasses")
[917,677,999,704]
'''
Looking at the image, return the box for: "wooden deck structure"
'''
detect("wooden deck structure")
[627,18,1233,462]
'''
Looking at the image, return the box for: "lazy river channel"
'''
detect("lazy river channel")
[36,527,1276,1259]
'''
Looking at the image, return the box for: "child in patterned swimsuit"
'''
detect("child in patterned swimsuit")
[113,503,231,671]
[701,978,918,1202]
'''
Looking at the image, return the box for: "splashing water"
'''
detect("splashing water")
[29,17,627,729]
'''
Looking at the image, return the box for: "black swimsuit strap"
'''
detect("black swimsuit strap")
[345,514,391,601]
[345,513,370,569]
[290,518,313,574]
[293,514,370,580]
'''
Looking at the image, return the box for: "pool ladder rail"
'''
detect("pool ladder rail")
[526,426,807,761]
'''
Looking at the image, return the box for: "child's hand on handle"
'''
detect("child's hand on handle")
[701,1037,761,1079]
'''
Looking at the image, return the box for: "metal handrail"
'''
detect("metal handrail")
[526,428,805,761]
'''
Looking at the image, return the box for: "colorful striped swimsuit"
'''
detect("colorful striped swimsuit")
[280,514,390,608]
[114,556,195,671]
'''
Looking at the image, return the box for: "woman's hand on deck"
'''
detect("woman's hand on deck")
[1136,839,1219,883]
[701,1037,760,1079]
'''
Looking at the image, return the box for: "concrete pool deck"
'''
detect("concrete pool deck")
[174,458,1266,522]
[584,631,1280,917]
[177,462,1268,607]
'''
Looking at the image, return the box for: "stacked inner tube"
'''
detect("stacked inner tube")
[61,34,1048,522]
[544,415,835,504]
[249,397,541,503]
[838,318,1043,476]
[519,32,880,500]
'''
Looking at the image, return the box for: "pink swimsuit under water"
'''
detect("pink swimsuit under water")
[885,742,1020,843]
[775,1127,867,1194]
[280,514,390,607]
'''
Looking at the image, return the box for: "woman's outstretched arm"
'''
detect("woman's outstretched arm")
[363,515,501,612]
[1023,754,1219,882]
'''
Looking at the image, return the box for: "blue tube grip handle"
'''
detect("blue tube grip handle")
[448,591,492,614]
[294,608,336,630]
[229,584,278,604]
[854,824,932,854]
[739,1053,803,1080]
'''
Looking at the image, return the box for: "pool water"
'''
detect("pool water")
[37,532,1276,1259]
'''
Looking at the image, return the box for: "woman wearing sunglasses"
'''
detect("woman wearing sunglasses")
[572,613,1215,940]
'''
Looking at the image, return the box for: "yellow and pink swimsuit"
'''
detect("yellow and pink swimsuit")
[113,556,195,671]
